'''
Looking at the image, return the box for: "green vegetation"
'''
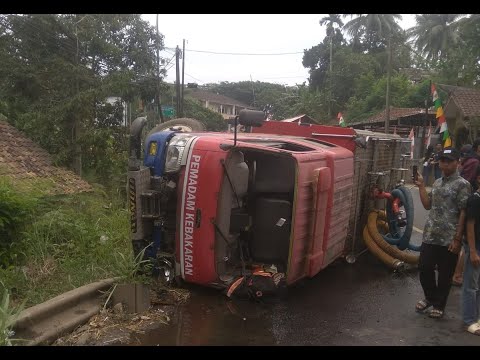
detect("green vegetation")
[1,13,480,319]
[0,179,132,308]
[0,280,25,346]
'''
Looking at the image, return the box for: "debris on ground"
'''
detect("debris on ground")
[53,284,190,346]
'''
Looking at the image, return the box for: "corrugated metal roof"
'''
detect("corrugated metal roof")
[0,121,92,195]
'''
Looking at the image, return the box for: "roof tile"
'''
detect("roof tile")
[0,121,92,195]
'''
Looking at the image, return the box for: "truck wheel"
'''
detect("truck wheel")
[148,118,205,136]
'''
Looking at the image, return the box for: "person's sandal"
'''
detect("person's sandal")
[467,323,480,335]
[428,308,444,319]
[415,299,432,313]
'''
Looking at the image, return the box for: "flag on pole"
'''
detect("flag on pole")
[408,127,415,159]
[337,112,346,127]
[431,83,451,147]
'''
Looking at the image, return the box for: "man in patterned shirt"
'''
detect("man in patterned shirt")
[414,147,472,319]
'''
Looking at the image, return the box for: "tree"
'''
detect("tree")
[319,14,344,117]
[343,14,402,53]
[0,14,164,189]
[319,14,344,73]
[343,14,403,132]
[407,14,464,64]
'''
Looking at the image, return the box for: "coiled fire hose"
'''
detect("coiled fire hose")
[362,186,419,269]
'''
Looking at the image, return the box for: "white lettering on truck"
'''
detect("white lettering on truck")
[183,154,201,276]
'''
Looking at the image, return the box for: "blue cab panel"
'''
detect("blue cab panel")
[144,131,176,176]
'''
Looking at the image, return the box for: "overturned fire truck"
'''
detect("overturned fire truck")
[128,111,417,299]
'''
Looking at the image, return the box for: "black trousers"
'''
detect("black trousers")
[418,242,459,311]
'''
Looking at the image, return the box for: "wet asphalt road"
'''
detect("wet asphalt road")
[129,186,480,346]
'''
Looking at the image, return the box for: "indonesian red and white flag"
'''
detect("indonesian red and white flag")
[337,112,346,127]
[408,127,415,159]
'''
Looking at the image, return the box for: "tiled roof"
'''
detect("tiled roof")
[439,84,480,117]
[364,107,427,124]
[187,89,252,108]
[0,121,92,195]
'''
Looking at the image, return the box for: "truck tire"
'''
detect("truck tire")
[148,118,205,136]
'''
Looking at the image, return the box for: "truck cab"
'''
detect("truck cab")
[128,112,354,294]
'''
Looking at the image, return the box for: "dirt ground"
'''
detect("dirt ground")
[53,285,190,346]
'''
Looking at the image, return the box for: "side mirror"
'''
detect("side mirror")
[238,110,265,127]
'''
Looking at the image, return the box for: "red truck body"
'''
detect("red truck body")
[128,115,358,296]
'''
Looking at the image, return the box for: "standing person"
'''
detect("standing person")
[414,147,471,319]
[462,165,480,335]
[432,143,443,180]
[460,139,480,191]
[452,144,474,287]
[422,145,434,187]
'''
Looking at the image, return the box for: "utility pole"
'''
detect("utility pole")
[156,14,165,123]
[385,35,392,134]
[181,39,185,117]
[250,74,256,108]
[420,98,428,159]
[175,45,181,117]
[328,32,333,118]
[73,15,88,177]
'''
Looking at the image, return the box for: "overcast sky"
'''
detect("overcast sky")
[141,14,417,87]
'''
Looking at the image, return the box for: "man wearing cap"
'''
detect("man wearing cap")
[414,147,472,319]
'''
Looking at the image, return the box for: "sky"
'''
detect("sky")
[142,14,417,87]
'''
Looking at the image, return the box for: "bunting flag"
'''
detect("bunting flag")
[337,112,346,127]
[431,83,451,147]
[408,127,415,160]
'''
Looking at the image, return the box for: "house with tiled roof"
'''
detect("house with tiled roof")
[0,120,91,195]
[439,84,480,144]
[186,88,254,119]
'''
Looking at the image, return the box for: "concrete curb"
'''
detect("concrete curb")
[13,278,117,345]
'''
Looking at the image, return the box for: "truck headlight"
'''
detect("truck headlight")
[164,134,194,173]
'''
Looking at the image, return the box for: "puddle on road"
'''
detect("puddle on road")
[128,286,279,346]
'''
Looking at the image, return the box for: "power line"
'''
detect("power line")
[260,76,307,80]
[184,72,203,83]
[164,46,303,56]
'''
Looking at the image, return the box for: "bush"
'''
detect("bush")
[0,180,38,266]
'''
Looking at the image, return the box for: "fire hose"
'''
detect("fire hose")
[362,186,419,270]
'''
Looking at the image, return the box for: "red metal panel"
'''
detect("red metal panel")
[306,167,331,277]
[252,121,357,153]
[287,145,354,283]
[179,138,226,285]
[286,152,326,284]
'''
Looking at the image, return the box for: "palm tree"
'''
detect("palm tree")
[319,14,343,118]
[319,14,344,73]
[407,14,463,63]
[343,14,402,52]
[343,14,402,133]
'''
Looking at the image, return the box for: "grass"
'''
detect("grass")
[0,179,137,308]
[0,281,24,346]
